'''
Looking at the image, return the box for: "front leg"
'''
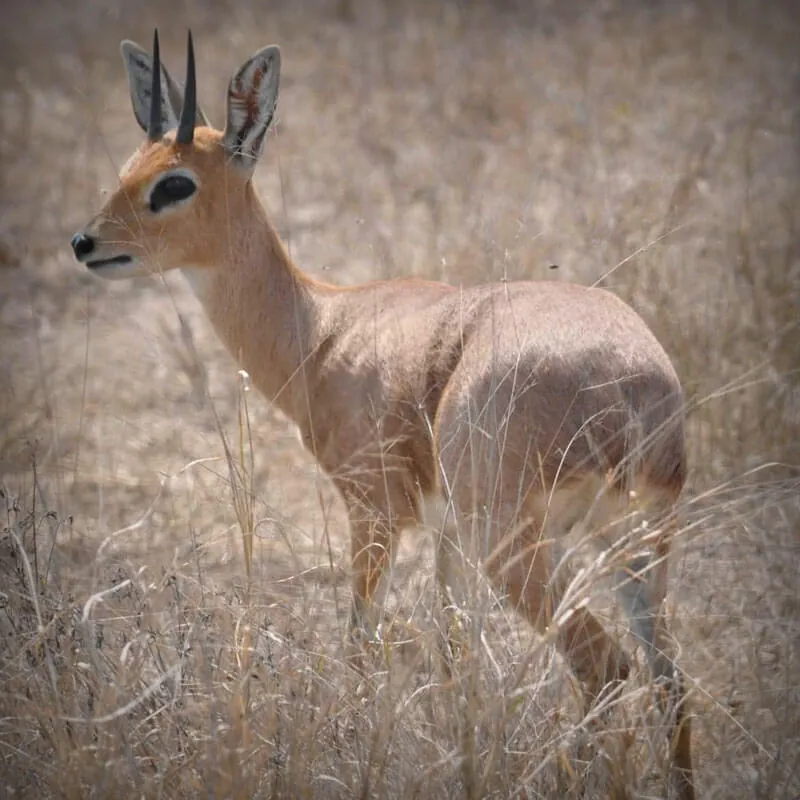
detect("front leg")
[347,508,395,643]
[340,479,419,651]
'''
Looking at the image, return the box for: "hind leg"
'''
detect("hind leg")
[616,527,694,800]
[432,383,629,700]
[484,507,631,707]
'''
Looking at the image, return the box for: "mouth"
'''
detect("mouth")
[86,255,133,269]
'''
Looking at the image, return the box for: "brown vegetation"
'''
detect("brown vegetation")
[1,0,798,797]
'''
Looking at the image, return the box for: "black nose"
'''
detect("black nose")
[71,232,95,260]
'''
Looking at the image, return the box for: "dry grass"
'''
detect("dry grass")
[1,0,799,797]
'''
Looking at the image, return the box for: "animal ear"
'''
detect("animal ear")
[120,39,210,136]
[222,45,280,177]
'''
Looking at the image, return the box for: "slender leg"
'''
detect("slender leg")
[616,534,695,800]
[347,510,395,642]
[340,478,418,647]
[484,512,631,707]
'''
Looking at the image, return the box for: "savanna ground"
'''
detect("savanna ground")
[1,0,799,797]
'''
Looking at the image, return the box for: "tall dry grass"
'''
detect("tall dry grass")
[1,0,799,797]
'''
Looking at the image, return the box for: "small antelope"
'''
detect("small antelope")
[71,32,695,797]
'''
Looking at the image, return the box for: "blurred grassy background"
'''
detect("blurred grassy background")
[1,0,798,797]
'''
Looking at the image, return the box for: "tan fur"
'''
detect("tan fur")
[74,46,695,799]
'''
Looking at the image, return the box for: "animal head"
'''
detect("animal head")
[71,30,281,280]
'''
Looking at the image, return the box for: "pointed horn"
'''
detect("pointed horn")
[148,29,163,141]
[176,30,197,144]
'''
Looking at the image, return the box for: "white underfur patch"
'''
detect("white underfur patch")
[419,492,449,534]
[181,265,215,300]
[414,476,657,609]
[363,479,617,609]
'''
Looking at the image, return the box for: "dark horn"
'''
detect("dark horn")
[176,30,197,144]
[148,29,163,141]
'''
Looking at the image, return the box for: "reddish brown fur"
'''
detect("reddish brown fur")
[76,62,695,799]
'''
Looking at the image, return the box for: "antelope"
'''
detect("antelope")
[71,31,695,798]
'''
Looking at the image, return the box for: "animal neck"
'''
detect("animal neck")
[183,185,332,424]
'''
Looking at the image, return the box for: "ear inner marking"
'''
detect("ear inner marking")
[236,65,266,134]
[224,46,280,166]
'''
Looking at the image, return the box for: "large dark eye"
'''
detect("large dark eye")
[148,174,197,213]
